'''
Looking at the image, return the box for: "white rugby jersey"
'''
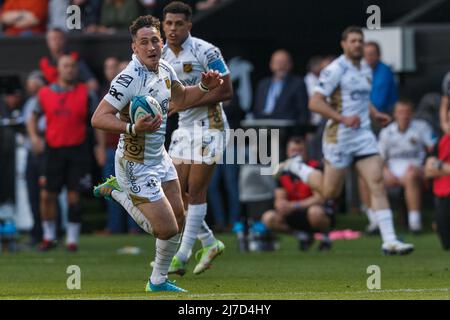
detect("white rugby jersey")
[314,55,372,144]
[104,54,181,165]
[378,119,436,168]
[162,34,229,130]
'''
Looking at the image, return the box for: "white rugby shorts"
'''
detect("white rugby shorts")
[115,151,178,204]
[323,129,379,168]
[169,125,229,165]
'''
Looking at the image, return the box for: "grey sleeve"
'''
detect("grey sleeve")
[29,95,43,116]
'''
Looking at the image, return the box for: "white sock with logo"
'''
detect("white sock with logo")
[197,220,216,247]
[42,220,56,241]
[408,211,422,231]
[151,233,181,285]
[376,209,397,243]
[111,190,153,234]
[176,203,207,262]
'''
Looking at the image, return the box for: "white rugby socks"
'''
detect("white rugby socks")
[151,233,181,285]
[176,203,207,262]
[111,190,153,234]
[376,209,397,243]
[66,222,80,245]
[408,211,422,231]
[366,208,378,229]
[42,220,56,241]
[197,220,216,247]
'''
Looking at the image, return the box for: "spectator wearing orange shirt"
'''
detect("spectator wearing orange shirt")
[0,0,48,36]
[39,28,99,91]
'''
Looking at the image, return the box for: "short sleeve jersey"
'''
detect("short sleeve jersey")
[162,34,230,130]
[103,54,181,165]
[314,55,372,143]
[378,119,436,168]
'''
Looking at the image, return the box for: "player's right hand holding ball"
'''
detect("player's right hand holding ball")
[134,114,162,134]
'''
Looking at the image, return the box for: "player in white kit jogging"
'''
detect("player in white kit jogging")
[159,1,233,275]
[283,26,414,255]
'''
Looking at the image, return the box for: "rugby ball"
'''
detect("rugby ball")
[129,95,162,124]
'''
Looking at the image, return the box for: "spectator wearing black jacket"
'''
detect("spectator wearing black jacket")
[252,49,309,125]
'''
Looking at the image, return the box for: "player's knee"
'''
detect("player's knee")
[154,226,179,240]
[262,210,276,228]
[308,206,329,230]
[367,174,385,195]
[405,167,421,182]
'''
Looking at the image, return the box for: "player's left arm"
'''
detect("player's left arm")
[369,103,391,127]
[180,73,233,109]
[169,70,223,116]
[425,156,450,178]
[290,191,324,210]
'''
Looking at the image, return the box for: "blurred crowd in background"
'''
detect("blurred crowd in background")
[0,0,449,252]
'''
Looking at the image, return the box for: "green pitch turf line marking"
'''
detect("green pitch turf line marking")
[73,288,449,300]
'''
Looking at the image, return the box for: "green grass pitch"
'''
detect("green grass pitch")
[1,217,449,300]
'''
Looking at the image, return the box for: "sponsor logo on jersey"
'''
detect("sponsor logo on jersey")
[126,161,141,194]
[183,63,193,73]
[146,177,159,189]
[164,77,171,89]
[116,74,133,88]
[109,85,123,101]
[350,89,370,101]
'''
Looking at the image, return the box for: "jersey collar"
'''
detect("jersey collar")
[181,33,192,50]
[163,33,192,53]
[132,54,158,75]
[341,54,366,70]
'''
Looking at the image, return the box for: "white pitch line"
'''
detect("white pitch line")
[72,288,449,300]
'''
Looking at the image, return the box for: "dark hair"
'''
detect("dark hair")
[287,135,305,145]
[129,15,161,40]
[365,41,381,56]
[163,1,193,21]
[396,98,415,109]
[307,55,323,72]
[341,26,364,41]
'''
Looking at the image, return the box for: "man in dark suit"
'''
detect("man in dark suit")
[253,50,309,124]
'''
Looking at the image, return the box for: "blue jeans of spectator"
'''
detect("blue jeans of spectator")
[103,148,139,233]
[208,151,240,228]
